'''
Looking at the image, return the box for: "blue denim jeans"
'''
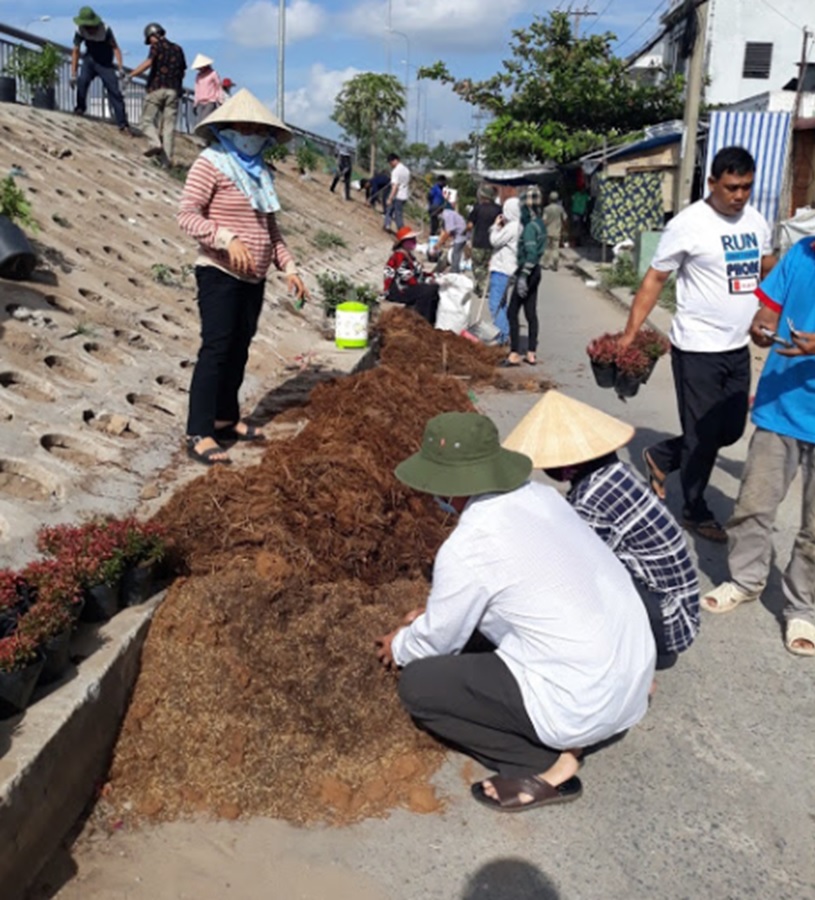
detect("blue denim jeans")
[487,271,510,344]
[76,57,128,128]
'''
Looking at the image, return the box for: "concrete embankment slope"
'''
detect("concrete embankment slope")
[0,103,386,568]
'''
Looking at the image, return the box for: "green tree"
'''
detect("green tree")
[331,72,406,176]
[418,12,684,166]
[427,140,472,170]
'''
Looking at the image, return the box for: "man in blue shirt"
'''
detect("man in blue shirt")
[704,237,815,657]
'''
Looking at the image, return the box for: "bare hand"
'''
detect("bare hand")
[777,331,815,357]
[227,237,256,276]
[401,606,425,626]
[749,320,775,348]
[375,630,399,669]
[617,332,635,351]
[285,273,309,303]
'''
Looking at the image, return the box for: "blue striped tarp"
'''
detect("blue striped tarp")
[705,111,791,225]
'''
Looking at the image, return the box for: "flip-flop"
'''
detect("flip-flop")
[500,358,522,368]
[524,357,537,366]
[785,618,815,657]
[683,518,727,544]
[186,439,231,466]
[642,449,667,500]
[215,423,266,443]
[470,774,582,813]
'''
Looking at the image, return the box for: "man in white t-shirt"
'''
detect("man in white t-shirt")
[376,412,655,813]
[384,151,410,232]
[619,147,775,543]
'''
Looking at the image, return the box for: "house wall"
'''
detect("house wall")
[705,0,808,105]
[607,143,680,214]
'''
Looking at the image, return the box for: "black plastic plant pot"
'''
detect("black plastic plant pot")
[31,86,55,110]
[641,357,659,384]
[0,215,37,280]
[590,359,616,389]
[121,562,155,607]
[38,629,72,685]
[81,582,121,622]
[0,76,16,104]
[615,372,643,399]
[0,657,45,718]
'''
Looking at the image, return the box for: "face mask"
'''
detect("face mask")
[221,128,268,157]
[433,496,459,517]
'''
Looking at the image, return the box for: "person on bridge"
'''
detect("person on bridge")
[178,89,308,466]
[619,146,775,543]
[70,6,130,134]
[127,22,186,167]
[504,390,700,672]
[190,53,225,126]
[704,237,815,657]
[376,412,655,813]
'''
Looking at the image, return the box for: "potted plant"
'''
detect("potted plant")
[117,518,166,606]
[3,43,63,110]
[614,346,652,399]
[22,558,84,624]
[0,568,32,638]
[18,601,74,685]
[586,333,619,389]
[633,328,670,382]
[0,632,43,718]
[0,175,38,280]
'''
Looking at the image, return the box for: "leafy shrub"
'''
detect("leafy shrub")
[311,230,347,250]
[265,143,290,163]
[295,142,319,174]
[316,272,379,318]
[0,176,37,231]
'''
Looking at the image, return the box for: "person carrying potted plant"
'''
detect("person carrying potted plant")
[177,89,308,465]
[69,6,132,134]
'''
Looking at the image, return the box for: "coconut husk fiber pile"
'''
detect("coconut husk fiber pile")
[104,339,489,827]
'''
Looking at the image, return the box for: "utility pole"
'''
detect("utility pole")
[277,0,285,120]
[778,26,813,223]
[675,0,709,212]
[386,0,392,74]
[564,4,597,38]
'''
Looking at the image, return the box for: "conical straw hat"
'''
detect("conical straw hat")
[503,390,635,468]
[190,53,214,70]
[194,88,293,143]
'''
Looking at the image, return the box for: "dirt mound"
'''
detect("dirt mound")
[105,333,486,825]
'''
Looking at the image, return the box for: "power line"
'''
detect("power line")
[755,0,805,29]
[593,0,617,30]
[614,0,671,53]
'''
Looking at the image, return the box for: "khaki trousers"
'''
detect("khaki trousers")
[140,87,179,162]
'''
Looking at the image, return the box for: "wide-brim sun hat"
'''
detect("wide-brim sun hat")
[74,6,102,26]
[194,88,293,143]
[191,53,214,70]
[503,390,634,468]
[392,225,418,248]
[396,412,532,497]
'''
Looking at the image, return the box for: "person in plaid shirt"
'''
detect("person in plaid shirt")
[504,390,700,669]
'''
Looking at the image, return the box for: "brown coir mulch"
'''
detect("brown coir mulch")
[104,311,511,826]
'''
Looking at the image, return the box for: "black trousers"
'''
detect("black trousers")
[76,57,128,128]
[507,265,541,354]
[398,652,559,778]
[390,283,439,325]
[648,345,750,522]
[330,168,351,200]
[186,267,264,438]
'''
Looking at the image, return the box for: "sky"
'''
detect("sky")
[3,0,667,144]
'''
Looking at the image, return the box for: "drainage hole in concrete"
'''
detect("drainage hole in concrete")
[0,459,59,502]
[43,355,95,382]
[126,393,176,417]
[78,287,103,303]
[140,319,163,335]
[40,434,99,467]
[44,294,75,314]
[0,371,55,403]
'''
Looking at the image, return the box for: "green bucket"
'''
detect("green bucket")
[334,300,369,349]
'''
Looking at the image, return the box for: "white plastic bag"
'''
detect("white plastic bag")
[435,273,474,333]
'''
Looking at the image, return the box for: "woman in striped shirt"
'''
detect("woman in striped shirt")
[178,89,307,465]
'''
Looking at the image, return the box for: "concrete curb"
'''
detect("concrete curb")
[561,248,675,337]
[0,596,162,900]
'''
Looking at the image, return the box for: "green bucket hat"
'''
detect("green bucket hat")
[395,412,532,497]
[74,6,103,26]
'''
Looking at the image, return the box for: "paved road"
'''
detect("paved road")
[50,267,814,900]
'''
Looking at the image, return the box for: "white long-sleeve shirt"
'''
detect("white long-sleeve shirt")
[391,482,656,749]
[488,197,521,275]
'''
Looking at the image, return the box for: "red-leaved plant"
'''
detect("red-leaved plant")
[586,333,620,366]
[37,520,127,588]
[0,632,39,673]
[17,602,73,644]
[634,328,670,361]
[615,346,652,378]
[22,559,82,611]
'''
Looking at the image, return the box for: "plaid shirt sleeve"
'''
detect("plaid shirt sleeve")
[568,463,700,654]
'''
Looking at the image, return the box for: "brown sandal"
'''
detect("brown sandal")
[471,774,582,813]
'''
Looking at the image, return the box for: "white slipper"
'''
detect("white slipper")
[701,581,761,615]
[785,619,815,657]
